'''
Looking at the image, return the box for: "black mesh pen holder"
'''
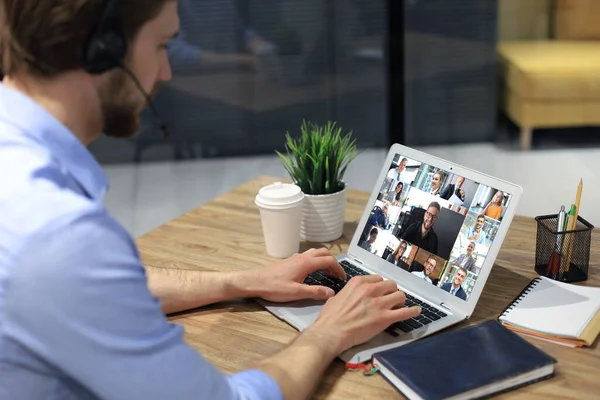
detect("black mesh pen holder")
[535,214,594,283]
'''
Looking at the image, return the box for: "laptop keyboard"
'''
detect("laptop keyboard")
[303,260,448,337]
[384,293,448,337]
[303,260,369,294]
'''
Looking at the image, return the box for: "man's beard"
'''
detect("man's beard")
[98,70,157,139]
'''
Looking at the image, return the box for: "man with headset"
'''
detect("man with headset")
[0,1,420,399]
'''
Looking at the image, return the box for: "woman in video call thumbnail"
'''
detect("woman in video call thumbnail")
[385,240,410,270]
[429,171,444,196]
[483,190,504,220]
[384,181,404,205]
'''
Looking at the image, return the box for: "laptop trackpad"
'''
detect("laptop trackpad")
[276,299,324,329]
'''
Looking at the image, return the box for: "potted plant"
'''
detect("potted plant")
[276,120,358,242]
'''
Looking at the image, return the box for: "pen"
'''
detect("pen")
[546,206,567,279]
[563,204,577,275]
[556,205,566,250]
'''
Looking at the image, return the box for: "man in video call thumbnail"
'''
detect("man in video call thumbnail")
[440,176,465,202]
[359,227,378,253]
[441,267,468,300]
[400,201,440,255]
[411,256,436,284]
[368,204,388,229]
[466,214,487,245]
[454,241,477,274]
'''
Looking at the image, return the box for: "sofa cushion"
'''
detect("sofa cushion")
[498,41,600,100]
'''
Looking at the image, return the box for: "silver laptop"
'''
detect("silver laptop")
[260,144,523,363]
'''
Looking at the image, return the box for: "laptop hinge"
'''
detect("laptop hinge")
[439,302,452,312]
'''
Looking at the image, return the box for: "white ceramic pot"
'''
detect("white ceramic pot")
[300,186,347,242]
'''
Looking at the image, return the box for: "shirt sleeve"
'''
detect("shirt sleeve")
[3,208,283,400]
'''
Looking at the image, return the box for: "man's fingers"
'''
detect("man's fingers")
[378,290,407,309]
[304,253,346,280]
[300,284,335,300]
[304,247,330,257]
[388,305,422,322]
[369,279,400,297]
[354,274,384,284]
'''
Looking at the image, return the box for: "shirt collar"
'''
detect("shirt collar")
[0,83,108,201]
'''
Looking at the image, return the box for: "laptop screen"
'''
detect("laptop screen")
[356,154,514,302]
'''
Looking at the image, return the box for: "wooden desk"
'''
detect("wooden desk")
[136,176,600,399]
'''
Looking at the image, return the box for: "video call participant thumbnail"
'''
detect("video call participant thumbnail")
[440,176,465,202]
[386,240,410,270]
[384,181,404,205]
[359,227,378,253]
[411,256,436,284]
[368,204,389,229]
[386,157,408,185]
[429,171,445,197]
[454,241,477,274]
[400,201,439,255]
[483,190,504,220]
[466,214,487,245]
[441,267,468,300]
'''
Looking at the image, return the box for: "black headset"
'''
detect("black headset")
[83,0,170,138]
[83,0,126,74]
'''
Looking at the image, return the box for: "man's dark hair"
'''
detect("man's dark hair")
[477,214,486,221]
[456,267,467,276]
[369,227,378,236]
[428,201,441,212]
[0,0,172,77]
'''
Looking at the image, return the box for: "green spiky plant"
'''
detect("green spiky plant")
[276,120,358,195]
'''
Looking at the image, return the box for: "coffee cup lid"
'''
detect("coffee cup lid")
[255,182,304,209]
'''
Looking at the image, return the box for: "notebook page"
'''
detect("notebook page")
[500,277,600,338]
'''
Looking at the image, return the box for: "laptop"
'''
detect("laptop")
[259,144,523,363]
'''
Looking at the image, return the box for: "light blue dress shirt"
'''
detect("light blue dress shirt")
[466,226,487,245]
[0,83,283,400]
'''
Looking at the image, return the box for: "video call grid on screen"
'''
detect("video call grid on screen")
[357,154,514,302]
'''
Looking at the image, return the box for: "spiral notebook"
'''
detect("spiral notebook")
[499,276,600,347]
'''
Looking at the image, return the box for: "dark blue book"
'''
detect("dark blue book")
[372,320,556,400]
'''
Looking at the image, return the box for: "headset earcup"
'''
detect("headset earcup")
[83,29,127,74]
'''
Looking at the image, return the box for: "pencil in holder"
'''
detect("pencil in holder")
[534,214,594,283]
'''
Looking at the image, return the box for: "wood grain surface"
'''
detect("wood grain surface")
[136,175,600,399]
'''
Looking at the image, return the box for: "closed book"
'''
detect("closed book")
[373,320,556,400]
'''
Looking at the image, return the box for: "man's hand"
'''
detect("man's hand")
[146,248,344,314]
[248,248,346,303]
[306,275,421,355]
[254,275,421,400]
[469,232,480,241]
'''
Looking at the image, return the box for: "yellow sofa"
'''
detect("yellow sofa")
[498,0,600,150]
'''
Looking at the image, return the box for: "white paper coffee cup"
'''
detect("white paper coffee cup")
[255,182,305,258]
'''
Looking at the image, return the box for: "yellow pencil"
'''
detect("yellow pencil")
[574,178,583,224]
[563,213,577,274]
